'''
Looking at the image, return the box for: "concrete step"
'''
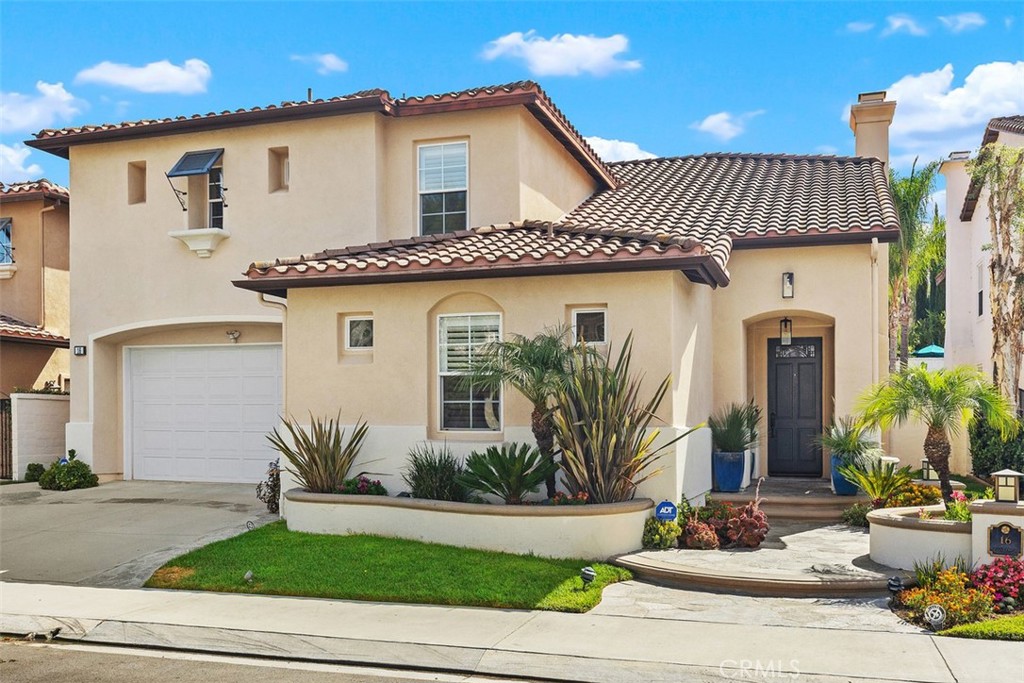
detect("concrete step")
[711,491,868,522]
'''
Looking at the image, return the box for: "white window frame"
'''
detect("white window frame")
[437,312,502,432]
[417,141,468,236]
[572,308,608,344]
[208,166,225,230]
[344,316,374,351]
[0,217,12,265]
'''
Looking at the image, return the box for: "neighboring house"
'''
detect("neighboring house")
[27,83,896,504]
[942,115,1024,412]
[0,180,70,398]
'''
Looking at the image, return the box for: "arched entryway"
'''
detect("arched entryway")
[744,311,836,479]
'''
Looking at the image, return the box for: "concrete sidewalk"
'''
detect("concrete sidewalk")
[1,582,1019,683]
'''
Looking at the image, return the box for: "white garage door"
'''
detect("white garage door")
[128,344,282,483]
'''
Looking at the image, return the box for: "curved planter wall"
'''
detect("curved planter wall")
[868,505,972,570]
[284,489,654,560]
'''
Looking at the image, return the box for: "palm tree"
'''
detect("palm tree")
[463,326,581,498]
[858,365,1018,502]
[889,160,939,370]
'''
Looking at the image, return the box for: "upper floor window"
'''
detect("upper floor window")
[438,313,500,431]
[977,263,984,317]
[167,148,226,230]
[0,218,12,264]
[572,308,607,344]
[418,142,467,235]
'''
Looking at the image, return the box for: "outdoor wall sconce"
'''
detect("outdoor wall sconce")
[993,469,1022,503]
[73,345,87,357]
[780,317,793,346]
[782,272,795,299]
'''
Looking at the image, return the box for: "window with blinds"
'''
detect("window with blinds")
[418,142,467,236]
[438,313,500,430]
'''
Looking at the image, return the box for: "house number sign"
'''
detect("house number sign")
[988,522,1023,559]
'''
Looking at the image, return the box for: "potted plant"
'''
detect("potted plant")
[708,402,760,493]
[818,416,882,496]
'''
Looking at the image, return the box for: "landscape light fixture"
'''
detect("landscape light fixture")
[580,566,596,588]
[780,318,793,346]
[993,469,1022,504]
[921,459,934,481]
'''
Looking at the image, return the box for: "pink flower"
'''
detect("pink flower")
[951,491,967,502]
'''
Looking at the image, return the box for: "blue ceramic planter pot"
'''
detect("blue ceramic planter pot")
[831,454,859,496]
[713,451,745,492]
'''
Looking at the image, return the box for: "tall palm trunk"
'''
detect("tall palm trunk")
[923,425,954,502]
[531,405,557,498]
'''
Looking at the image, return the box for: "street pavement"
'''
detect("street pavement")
[2,581,1021,683]
[0,481,273,587]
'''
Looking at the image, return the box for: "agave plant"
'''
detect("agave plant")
[456,442,559,505]
[817,415,882,469]
[551,334,699,504]
[837,459,913,508]
[707,402,761,453]
[266,413,369,494]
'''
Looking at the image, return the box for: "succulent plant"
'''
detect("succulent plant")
[684,519,720,550]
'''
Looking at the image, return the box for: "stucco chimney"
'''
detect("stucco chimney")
[849,91,897,169]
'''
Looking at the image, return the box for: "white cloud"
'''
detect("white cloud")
[0,143,44,183]
[939,12,986,33]
[585,136,657,162]
[815,144,840,155]
[75,58,211,94]
[882,14,928,37]
[928,189,947,218]
[689,110,765,142]
[482,31,641,77]
[0,81,82,133]
[885,61,1024,167]
[290,53,348,75]
[845,21,875,33]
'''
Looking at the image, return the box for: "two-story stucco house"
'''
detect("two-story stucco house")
[942,115,1024,414]
[27,83,897,504]
[0,180,70,398]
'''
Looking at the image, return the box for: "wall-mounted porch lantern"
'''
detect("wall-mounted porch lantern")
[780,317,793,346]
[782,272,795,299]
[993,469,1022,503]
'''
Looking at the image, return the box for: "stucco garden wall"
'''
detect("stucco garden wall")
[867,506,972,570]
[11,393,69,480]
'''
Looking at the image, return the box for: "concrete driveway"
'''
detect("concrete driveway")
[0,480,275,587]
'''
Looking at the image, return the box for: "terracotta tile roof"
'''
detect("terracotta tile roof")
[235,221,729,297]
[26,81,614,186]
[0,314,69,347]
[564,153,900,248]
[0,179,70,203]
[960,114,1024,221]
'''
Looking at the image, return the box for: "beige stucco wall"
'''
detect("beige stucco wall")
[0,343,63,398]
[517,110,596,220]
[11,393,69,479]
[712,243,887,478]
[65,104,600,472]
[282,270,709,501]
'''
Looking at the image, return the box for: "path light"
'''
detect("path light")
[993,469,1022,503]
[244,570,254,584]
[921,459,934,481]
[580,566,596,589]
[924,604,946,631]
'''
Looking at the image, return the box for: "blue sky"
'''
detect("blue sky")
[2,1,1022,206]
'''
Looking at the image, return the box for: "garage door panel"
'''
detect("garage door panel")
[129,345,282,484]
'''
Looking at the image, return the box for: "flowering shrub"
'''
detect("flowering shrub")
[642,517,682,549]
[338,475,388,496]
[943,490,972,521]
[899,568,994,627]
[971,557,1024,612]
[548,491,589,505]
[888,483,942,508]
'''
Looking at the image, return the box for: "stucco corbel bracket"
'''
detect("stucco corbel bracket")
[167,228,230,258]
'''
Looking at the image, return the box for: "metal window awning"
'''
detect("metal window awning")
[167,148,224,177]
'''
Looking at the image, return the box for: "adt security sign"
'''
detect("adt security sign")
[655,501,678,521]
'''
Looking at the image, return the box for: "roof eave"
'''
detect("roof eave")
[0,333,70,348]
[731,227,900,250]
[233,252,729,298]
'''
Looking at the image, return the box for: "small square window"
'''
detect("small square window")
[346,318,374,350]
[573,310,607,344]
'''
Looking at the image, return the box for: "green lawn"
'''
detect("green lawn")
[146,521,632,612]
[941,614,1024,641]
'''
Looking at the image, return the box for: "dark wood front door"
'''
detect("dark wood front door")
[767,337,823,477]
